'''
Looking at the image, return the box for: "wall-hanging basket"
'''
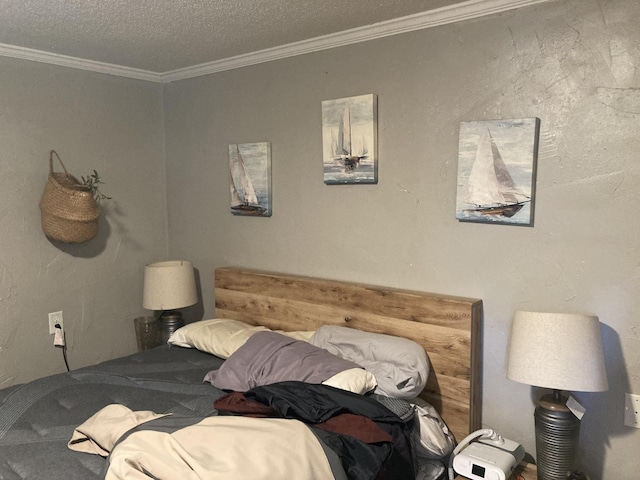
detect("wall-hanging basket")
[39,150,100,243]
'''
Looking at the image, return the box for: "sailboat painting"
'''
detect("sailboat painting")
[322,94,377,184]
[456,118,540,226]
[229,142,272,217]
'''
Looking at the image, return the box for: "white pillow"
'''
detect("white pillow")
[322,368,377,394]
[168,318,314,359]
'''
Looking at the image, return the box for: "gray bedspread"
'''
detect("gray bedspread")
[0,346,225,480]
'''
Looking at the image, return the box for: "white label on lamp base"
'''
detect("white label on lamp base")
[567,395,585,420]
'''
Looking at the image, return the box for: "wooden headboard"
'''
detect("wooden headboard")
[214,266,483,441]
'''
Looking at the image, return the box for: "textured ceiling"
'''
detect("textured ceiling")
[0,0,465,73]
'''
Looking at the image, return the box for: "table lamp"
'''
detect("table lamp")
[506,311,608,480]
[143,260,197,344]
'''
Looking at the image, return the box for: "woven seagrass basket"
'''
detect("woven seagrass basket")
[39,150,100,243]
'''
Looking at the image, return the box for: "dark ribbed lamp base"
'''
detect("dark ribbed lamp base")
[535,393,580,480]
[159,310,185,345]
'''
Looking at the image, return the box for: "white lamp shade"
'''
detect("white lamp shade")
[143,260,198,311]
[507,311,608,392]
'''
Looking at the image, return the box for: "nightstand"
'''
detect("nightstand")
[512,461,537,480]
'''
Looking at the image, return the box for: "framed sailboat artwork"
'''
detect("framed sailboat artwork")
[322,94,377,184]
[229,142,272,217]
[456,118,540,226]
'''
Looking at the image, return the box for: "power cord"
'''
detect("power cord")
[54,323,70,372]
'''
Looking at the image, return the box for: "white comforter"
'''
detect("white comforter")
[69,404,335,480]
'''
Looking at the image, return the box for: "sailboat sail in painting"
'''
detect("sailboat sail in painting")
[333,105,369,173]
[465,128,527,217]
[229,143,271,217]
[456,118,539,226]
[322,94,377,184]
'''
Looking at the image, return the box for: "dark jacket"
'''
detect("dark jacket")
[216,381,415,480]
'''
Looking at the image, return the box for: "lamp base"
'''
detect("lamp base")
[158,310,185,344]
[535,393,580,480]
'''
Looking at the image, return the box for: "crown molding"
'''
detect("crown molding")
[161,0,552,82]
[0,43,163,82]
[0,0,552,84]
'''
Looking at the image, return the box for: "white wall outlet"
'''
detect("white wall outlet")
[48,311,63,334]
[624,393,640,428]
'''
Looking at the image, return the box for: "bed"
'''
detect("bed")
[0,266,483,480]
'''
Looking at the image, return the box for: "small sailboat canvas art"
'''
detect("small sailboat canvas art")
[456,118,540,226]
[322,94,377,184]
[229,142,272,217]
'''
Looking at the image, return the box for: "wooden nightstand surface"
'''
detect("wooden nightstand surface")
[512,461,537,480]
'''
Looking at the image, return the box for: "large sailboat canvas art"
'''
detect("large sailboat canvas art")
[322,94,377,184]
[229,142,272,217]
[456,118,540,226]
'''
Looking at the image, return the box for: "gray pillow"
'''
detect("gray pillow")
[309,326,429,399]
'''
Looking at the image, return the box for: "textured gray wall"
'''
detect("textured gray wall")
[164,0,639,477]
[0,57,168,386]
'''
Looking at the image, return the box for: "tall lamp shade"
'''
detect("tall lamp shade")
[507,311,608,480]
[143,260,197,343]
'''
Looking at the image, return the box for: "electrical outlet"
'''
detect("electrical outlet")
[48,311,63,334]
[624,393,640,428]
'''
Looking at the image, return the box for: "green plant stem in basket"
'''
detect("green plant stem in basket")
[81,170,112,203]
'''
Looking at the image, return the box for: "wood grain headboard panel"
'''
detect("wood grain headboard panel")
[214,266,483,440]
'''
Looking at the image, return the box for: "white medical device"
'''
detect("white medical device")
[448,429,525,480]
